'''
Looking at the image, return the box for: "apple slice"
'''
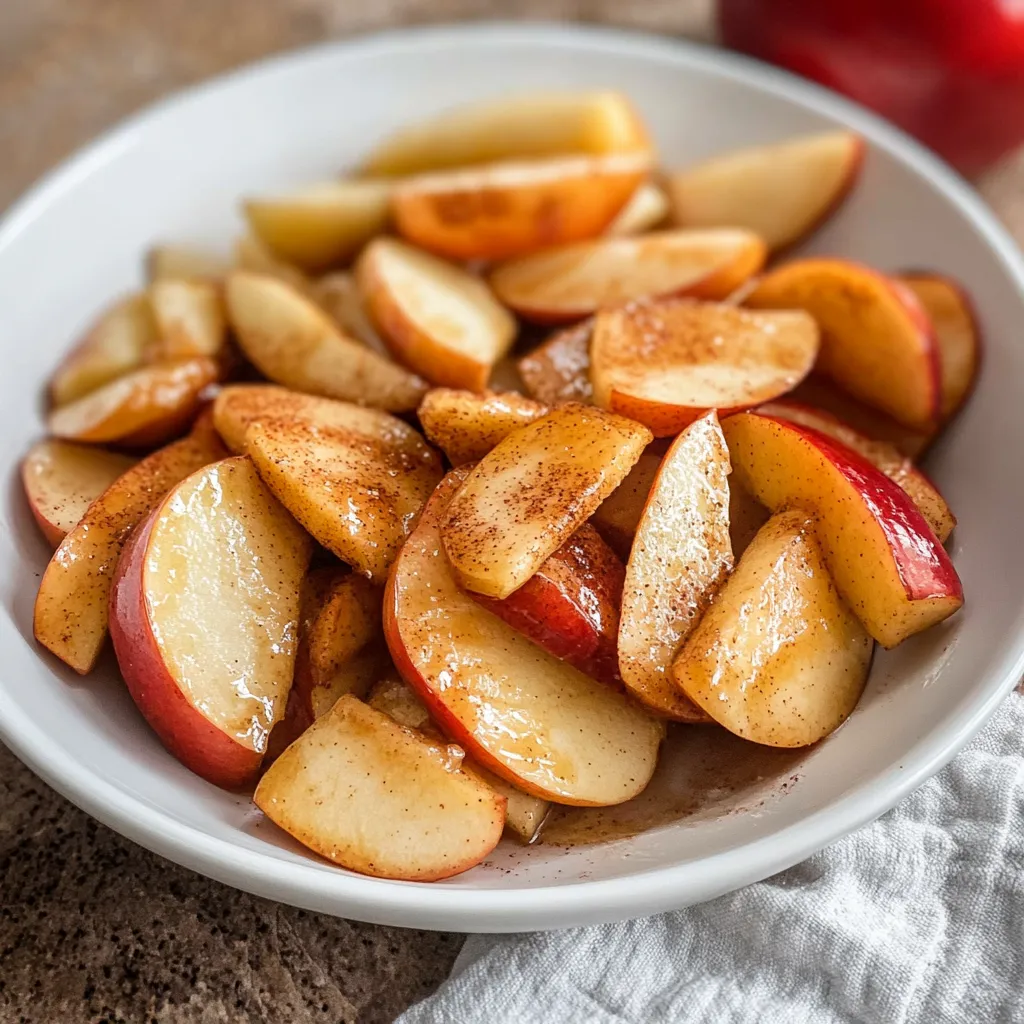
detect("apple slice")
[898,272,981,422]
[245,413,441,581]
[34,424,227,674]
[386,469,663,805]
[668,131,865,252]
[361,90,651,177]
[233,234,312,293]
[147,278,227,360]
[746,259,941,430]
[306,574,383,688]
[224,271,428,412]
[591,299,818,435]
[49,292,159,407]
[110,456,312,788]
[22,440,137,546]
[728,482,771,559]
[607,181,669,236]
[356,238,517,390]
[391,152,650,261]
[311,272,389,354]
[758,399,955,542]
[517,321,594,405]
[48,357,219,447]
[589,450,661,559]
[472,524,624,687]
[490,228,767,323]
[244,179,392,271]
[417,388,548,464]
[618,412,732,721]
[722,412,963,647]
[255,695,505,881]
[147,244,226,282]
[442,404,651,599]
[674,510,873,747]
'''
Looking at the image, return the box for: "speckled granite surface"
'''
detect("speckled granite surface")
[3,2,1024,1022]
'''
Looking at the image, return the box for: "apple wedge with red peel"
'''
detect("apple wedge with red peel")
[391,152,650,261]
[22,440,137,546]
[618,412,732,722]
[722,412,963,648]
[607,181,669,236]
[589,451,661,560]
[224,272,428,413]
[442,404,651,599]
[246,413,441,581]
[517,321,594,405]
[148,278,227,360]
[473,524,624,687]
[758,399,956,542]
[746,259,941,431]
[386,469,663,805]
[490,228,767,323]
[147,245,226,283]
[244,180,392,271]
[418,388,548,464]
[591,299,818,435]
[356,239,517,390]
[48,357,219,447]
[255,695,504,881]
[674,510,873,747]
[110,456,311,788]
[899,272,981,422]
[668,131,865,252]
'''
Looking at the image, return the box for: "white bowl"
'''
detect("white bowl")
[2,22,1023,933]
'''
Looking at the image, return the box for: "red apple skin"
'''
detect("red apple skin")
[109,507,263,790]
[471,525,624,687]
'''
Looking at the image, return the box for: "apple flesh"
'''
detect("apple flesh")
[254,695,506,881]
[517,321,594,405]
[722,412,963,647]
[589,450,661,559]
[311,272,389,354]
[674,509,873,747]
[147,244,226,283]
[607,181,669,236]
[147,278,227,360]
[386,469,663,805]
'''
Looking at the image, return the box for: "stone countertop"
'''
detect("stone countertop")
[3,2,1024,1022]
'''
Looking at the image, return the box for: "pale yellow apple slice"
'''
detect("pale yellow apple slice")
[386,469,663,805]
[21,440,137,546]
[311,272,389,353]
[356,238,517,390]
[147,278,227,360]
[244,179,392,271]
[588,450,661,559]
[233,234,312,292]
[668,131,865,251]
[607,181,669,236]
[362,90,651,176]
[306,574,382,688]
[591,299,818,435]
[224,271,428,412]
[417,388,548,464]
[674,509,873,747]
[442,404,651,599]
[517,321,594,405]
[49,292,159,407]
[490,228,766,323]
[618,412,732,721]
[147,244,227,282]
[34,423,227,674]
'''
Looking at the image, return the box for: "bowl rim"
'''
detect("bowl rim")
[3,20,1023,933]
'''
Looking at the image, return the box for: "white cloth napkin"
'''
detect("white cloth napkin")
[399,689,1024,1024]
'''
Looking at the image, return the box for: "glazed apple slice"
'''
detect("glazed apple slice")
[255,695,505,881]
[722,412,963,647]
[759,398,955,542]
[591,299,818,435]
[22,440,136,546]
[224,271,428,412]
[674,509,873,747]
[746,259,941,430]
[442,404,651,599]
[110,456,312,788]
[472,524,624,686]
[47,357,219,447]
[668,130,865,252]
[245,412,441,581]
[305,574,383,688]
[356,238,517,390]
[147,244,227,282]
[589,450,661,559]
[417,388,548,464]
[517,321,594,405]
[361,90,651,176]
[898,272,981,422]
[311,272,389,353]
[147,278,227,359]
[386,469,663,805]
[244,179,392,271]
[618,412,732,721]
[607,181,669,236]
[391,152,650,261]
[49,292,159,406]
[490,228,766,323]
